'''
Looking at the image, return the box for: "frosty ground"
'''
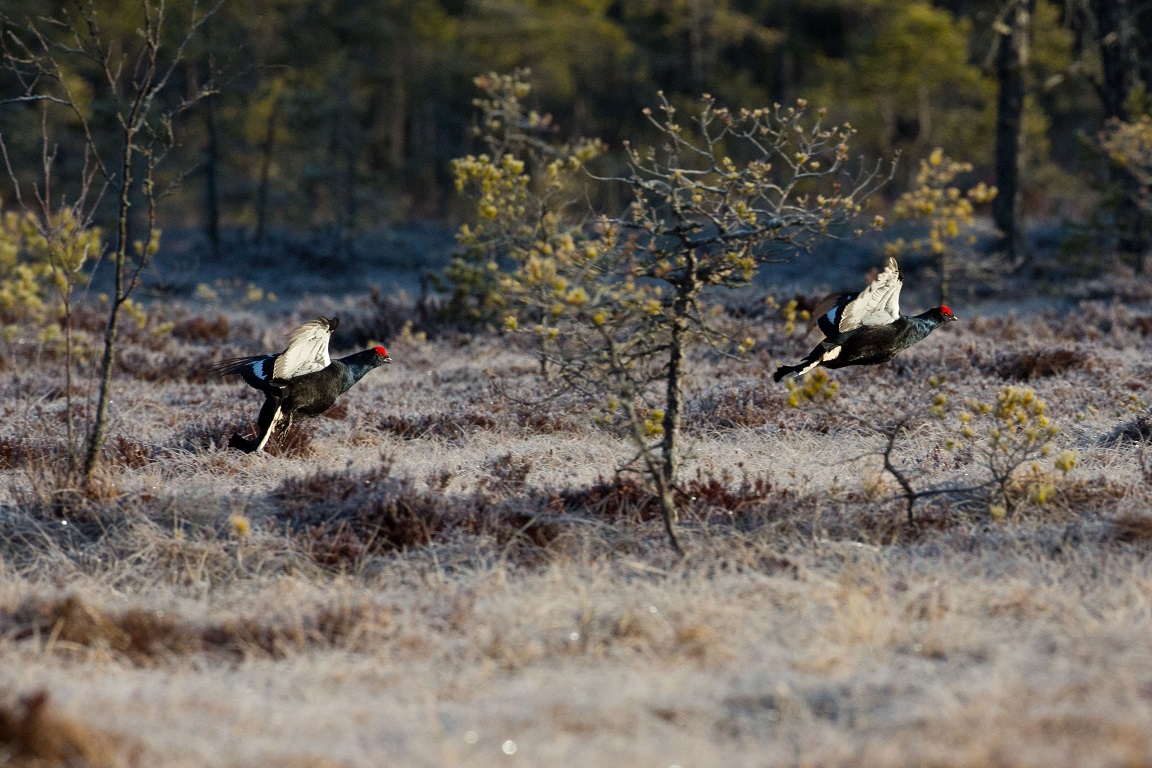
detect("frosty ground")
[2,253,1152,767]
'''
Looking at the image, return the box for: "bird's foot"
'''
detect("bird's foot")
[772,366,797,383]
[228,433,259,453]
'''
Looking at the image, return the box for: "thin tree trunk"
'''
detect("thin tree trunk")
[83,128,135,479]
[1092,0,1134,121]
[662,259,698,489]
[204,97,221,259]
[623,396,683,557]
[84,287,125,478]
[656,271,697,556]
[661,314,685,488]
[654,470,684,557]
[255,97,278,247]
[83,273,125,477]
[63,292,75,472]
[538,333,550,382]
[993,0,1032,267]
[770,6,795,103]
[939,250,951,305]
[388,55,406,170]
[611,336,683,556]
[340,71,358,245]
[1090,0,1147,266]
[879,97,896,157]
[916,82,932,150]
[686,0,707,92]
[344,139,357,232]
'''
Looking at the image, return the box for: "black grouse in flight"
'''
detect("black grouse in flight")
[210,317,391,452]
[774,257,956,381]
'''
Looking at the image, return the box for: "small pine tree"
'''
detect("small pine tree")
[886,148,996,304]
[453,72,890,552]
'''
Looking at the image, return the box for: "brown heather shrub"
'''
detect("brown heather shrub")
[6,594,201,661]
[477,453,534,494]
[321,400,349,420]
[500,402,584,434]
[0,688,135,768]
[271,463,451,565]
[171,314,230,343]
[984,347,1092,381]
[116,347,220,383]
[108,435,159,469]
[379,410,497,440]
[2,593,398,663]
[173,414,254,453]
[681,467,776,517]
[0,436,55,470]
[380,395,585,441]
[1051,475,1130,508]
[555,474,663,521]
[1107,510,1152,542]
[2,468,126,545]
[685,383,783,431]
[66,305,115,336]
[335,286,429,348]
[554,468,779,526]
[172,411,314,457]
[268,459,581,568]
[263,423,315,458]
[964,314,1030,342]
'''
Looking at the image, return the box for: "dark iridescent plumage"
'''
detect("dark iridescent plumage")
[774,259,955,381]
[209,317,391,452]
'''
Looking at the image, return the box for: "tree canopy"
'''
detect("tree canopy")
[0,0,1146,235]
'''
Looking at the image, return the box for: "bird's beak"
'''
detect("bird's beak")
[382,356,392,364]
[948,314,958,322]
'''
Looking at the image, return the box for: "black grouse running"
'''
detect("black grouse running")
[209,316,391,452]
[774,257,956,381]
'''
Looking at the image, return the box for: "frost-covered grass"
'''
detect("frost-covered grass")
[2,289,1152,767]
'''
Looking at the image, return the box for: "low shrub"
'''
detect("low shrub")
[171,314,230,343]
[0,687,132,768]
[984,347,1092,380]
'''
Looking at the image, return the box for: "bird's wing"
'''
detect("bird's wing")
[836,256,902,333]
[810,291,856,339]
[209,354,277,390]
[274,316,337,380]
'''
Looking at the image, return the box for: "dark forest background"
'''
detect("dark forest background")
[1,0,1151,272]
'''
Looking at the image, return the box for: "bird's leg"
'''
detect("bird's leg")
[774,341,833,382]
[245,392,283,453]
[264,381,291,446]
[229,392,282,453]
[277,412,294,444]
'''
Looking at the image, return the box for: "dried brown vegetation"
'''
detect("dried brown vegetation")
[171,314,230,343]
[985,347,1094,380]
[2,296,1152,766]
[273,463,449,564]
[379,398,584,441]
[2,592,399,663]
[0,689,136,768]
